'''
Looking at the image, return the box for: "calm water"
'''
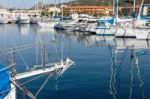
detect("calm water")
[0,24,150,99]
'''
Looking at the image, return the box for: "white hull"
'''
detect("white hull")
[38,22,58,28]
[4,84,16,99]
[18,14,30,24]
[96,27,117,36]
[55,20,77,30]
[74,22,87,31]
[55,23,75,30]
[18,19,30,24]
[115,27,136,38]
[135,29,150,40]
[85,23,97,33]
[30,19,39,24]
[0,19,9,24]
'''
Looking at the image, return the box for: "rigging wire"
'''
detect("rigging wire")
[35,73,54,97]
[20,72,49,86]
[9,32,30,70]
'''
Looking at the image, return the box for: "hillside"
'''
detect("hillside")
[30,0,150,10]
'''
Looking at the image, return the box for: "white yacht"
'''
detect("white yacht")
[55,18,78,30]
[115,20,136,38]
[81,18,98,33]
[134,1,150,40]
[37,18,60,28]
[0,17,9,24]
[0,14,9,24]
[134,20,150,39]
[0,5,9,24]
[55,13,80,31]
[95,17,117,36]
[30,16,40,24]
[18,13,30,24]
[74,18,98,34]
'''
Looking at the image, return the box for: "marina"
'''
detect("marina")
[0,0,150,99]
[0,24,150,99]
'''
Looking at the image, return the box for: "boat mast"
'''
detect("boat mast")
[53,0,57,17]
[114,0,119,24]
[61,0,64,21]
[137,0,144,19]
[133,0,136,14]
[34,0,37,17]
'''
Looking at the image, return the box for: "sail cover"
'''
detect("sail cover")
[0,65,11,99]
[97,18,115,25]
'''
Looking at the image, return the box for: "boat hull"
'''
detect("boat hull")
[38,22,58,28]
[55,23,75,30]
[96,27,117,36]
[18,19,30,24]
[135,29,150,40]
[0,19,9,24]
[115,27,136,38]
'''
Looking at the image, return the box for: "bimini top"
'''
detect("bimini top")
[0,65,11,99]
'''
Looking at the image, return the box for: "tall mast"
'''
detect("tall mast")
[137,0,144,19]
[113,0,119,24]
[116,0,119,18]
[133,0,136,13]
[53,0,57,17]
[34,0,37,16]
[61,0,64,21]
[113,0,115,15]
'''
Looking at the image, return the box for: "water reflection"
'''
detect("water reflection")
[1,24,150,99]
[61,31,149,99]
[18,24,30,35]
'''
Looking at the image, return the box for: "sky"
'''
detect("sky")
[1,0,72,9]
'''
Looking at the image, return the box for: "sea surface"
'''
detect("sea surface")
[0,24,150,99]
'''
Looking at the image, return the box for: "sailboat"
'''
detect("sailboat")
[0,5,9,24]
[37,0,60,28]
[134,0,150,40]
[95,1,118,36]
[38,17,60,27]
[55,16,79,31]
[95,17,117,36]
[0,16,9,24]
[30,0,41,24]
[18,13,30,24]
[95,0,134,36]
[114,0,136,38]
